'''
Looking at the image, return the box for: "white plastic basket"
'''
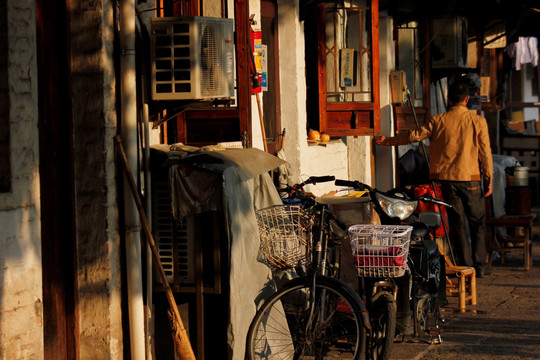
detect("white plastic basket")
[256,205,311,270]
[348,224,412,277]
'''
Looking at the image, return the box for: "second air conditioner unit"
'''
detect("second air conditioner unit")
[431,17,468,69]
[150,16,235,100]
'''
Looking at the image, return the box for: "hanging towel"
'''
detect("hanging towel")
[507,37,538,70]
[529,37,538,67]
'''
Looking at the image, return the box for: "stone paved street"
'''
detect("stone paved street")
[390,210,540,360]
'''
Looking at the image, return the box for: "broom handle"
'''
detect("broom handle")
[280,128,286,151]
[256,92,268,152]
[114,135,196,360]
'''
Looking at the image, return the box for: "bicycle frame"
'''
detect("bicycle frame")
[305,205,342,333]
[279,177,371,343]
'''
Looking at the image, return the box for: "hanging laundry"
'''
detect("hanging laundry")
[529,37,538,68]
[505,37,538,70]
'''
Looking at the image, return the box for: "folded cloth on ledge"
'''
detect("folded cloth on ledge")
[151,146,286,182]
[170,165,223,219]
[150,146,287,219]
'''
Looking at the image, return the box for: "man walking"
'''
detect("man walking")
[375,82,493,277]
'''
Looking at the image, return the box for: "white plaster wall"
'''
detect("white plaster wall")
[273,0,350,196]
[68,1,125,358]
[0,1,44,358]
[374,14,397,192]
[0,210,43,359]
[274,0,302,177]
[246,0,379,197]
[301,142,350,196]
[347,136,372,185]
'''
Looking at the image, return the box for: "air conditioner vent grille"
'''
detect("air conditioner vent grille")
[150,16,235,100]
[152,177,194,284]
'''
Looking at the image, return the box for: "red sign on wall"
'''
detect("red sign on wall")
[250,29,262,93]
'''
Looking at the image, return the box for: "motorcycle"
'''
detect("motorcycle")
[334,179,451,358]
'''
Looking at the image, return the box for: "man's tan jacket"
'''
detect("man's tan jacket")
[385,105,493,187]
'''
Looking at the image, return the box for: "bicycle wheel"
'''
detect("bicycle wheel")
[246,275,367,359]
[367,293,396,360]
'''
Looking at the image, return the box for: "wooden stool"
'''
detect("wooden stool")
[485,214,536,271]
[437,242,477,312]
[445,266,477,312]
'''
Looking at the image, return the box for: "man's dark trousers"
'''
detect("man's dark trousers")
[439,180,488,270]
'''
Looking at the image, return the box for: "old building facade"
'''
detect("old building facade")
[1,0,538,359]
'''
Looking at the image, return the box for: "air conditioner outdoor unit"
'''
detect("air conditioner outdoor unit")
[151,175,195,284]
[150,16,235,100]
[431,17,468,69]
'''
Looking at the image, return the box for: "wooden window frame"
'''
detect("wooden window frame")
[393,17,431,132]
[260,0,281,154]
[160,0,252,147]
[307,0,380,137]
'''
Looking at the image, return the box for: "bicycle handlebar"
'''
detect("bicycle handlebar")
[416,194,452,208]
[334,179,451,208]
[304,175,335,185]
[334,179,355,188]
[280,175,335,206]
[334,179,369,191]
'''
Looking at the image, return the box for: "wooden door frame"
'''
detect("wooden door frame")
[36,1,77,358]
[260,0,282,154]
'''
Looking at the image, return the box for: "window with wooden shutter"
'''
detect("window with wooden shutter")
[305,0,380,137]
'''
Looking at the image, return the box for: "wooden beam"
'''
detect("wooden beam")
[235,0,252,147]
[371,0,381,135]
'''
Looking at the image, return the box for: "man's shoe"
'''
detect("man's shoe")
[476,267,492,278]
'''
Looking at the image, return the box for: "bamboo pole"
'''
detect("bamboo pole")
[114,135,196,360]
[255,92,268,152]
[249,17,267,153]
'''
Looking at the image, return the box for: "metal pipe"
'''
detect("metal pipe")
[119,0,146,358]
[142,102,155,360]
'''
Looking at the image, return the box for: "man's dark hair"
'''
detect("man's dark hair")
[448,82,470,104]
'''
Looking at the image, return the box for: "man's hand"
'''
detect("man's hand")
[484,183,493,197]
[374,136,387,145]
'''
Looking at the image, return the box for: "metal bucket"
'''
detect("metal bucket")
[506,166,529,187]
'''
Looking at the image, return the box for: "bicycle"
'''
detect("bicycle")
[245,176,371,359]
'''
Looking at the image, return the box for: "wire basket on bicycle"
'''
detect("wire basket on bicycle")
[348,224,412,277]
[255,204,312,270]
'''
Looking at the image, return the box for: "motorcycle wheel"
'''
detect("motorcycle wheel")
[415,294,443,344]
[415,294,430,337]
[367,293,396,360]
